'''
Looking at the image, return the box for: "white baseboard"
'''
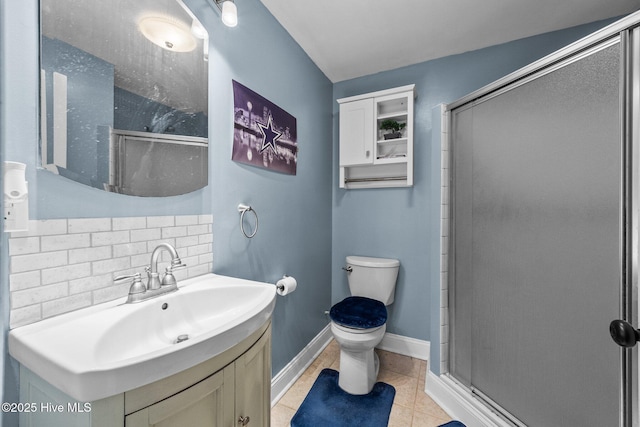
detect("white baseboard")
[377,331,430,360]
[425,372,513,427]
[271,325,431,407]
[271,324,333,407]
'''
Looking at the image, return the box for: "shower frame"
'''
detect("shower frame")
[441,11,640,427]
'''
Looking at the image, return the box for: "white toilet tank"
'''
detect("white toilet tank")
[346,256,400,305]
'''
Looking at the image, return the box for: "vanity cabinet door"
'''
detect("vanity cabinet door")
[125,366,235,427]
[235,327,271,427]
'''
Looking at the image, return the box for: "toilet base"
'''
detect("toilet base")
[338,347,380,395]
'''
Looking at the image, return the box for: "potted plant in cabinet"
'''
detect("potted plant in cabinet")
[380,119,406,140]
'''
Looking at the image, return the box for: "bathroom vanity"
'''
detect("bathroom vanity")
[18,322,271,427]
[10,273,276,427]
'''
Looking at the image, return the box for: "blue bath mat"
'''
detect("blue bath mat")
[439,422,466,427]
[290,368,395,427]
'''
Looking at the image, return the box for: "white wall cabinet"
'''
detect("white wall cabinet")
[338,84,415,189]
[19,323,271,427]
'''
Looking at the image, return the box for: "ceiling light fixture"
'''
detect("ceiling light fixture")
[213,0,238,28]
[138,15,197,52]
[190,19,208,39]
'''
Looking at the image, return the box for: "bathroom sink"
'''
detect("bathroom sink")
[8,273,276,402]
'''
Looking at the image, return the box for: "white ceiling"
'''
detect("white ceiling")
[260,0,640,82]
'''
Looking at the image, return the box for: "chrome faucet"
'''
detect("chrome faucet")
[115,243,186,303]
[147,242,186,290]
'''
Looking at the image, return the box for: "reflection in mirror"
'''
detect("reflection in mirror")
[40,0,209,197]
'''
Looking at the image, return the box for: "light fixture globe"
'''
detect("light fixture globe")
[138,16,197,52]
[221,1,238,27]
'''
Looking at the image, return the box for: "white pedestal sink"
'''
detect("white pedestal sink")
[9,273,277,402]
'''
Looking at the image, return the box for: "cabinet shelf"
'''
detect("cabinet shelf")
[377,111,408,121]
[377,137,408,145]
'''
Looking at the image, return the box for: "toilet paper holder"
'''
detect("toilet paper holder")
[276,275,290,292]
[275,275,297,296]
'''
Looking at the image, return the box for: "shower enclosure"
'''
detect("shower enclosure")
[448,14,640,427]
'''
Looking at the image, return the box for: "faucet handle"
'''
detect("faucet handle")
[170,258,187,270]
[115,273,146,295]
[114,272,142,284]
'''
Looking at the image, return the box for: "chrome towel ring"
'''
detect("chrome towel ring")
[237,204,258,238]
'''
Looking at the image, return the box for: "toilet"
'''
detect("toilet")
[329,255,400,395]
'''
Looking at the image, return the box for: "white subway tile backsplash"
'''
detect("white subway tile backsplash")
[187,243,211,257]
[69,246,112,264]
[93,283,131,305]
[131,228,161,242]
[68,274,113,294]
[9,237,40,256]
[41,233,90,252]
[187,224,208,236]
[161,226,188,239]
[12,282,68,308]
[68,218,111,233]
[188,263,210,277]
[9,271,41,291]
[8,215,213,328]
[176,236,199,248]
[199,233,213,244]
[147,216,174,228]
[112,242,147,258]
[112,217,147,231]
[92,257,131,276]
[91,230,130,247]
[41,262,91,285]
[199,214,213,224]
[42,293,92,319]
[11,251,67,274]
[11,305,42,329]
[175,215,199,226]
[28,219,68,236]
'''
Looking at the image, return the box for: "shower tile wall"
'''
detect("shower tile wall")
[440,111,450,375]
[8,215,213,328]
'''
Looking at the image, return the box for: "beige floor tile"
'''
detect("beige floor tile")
[277,371,317,411]
[411,410,452,427]
[271,345,451,427]
[388,403,414,427]
[377,369,419,409]
[377,349,422,378]
[415,390,451,420]
[271,403,296,427]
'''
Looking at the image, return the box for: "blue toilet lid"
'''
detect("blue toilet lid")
[329,296,387,329]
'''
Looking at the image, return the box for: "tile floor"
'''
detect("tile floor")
[271,339,454,427]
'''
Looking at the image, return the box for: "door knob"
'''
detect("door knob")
[610,319,640,348]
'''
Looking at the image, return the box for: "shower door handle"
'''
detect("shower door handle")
[610,319,640,348]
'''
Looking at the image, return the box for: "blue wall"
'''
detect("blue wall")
[1,0,332,422]
[331,18,619,373]
[200,0,333,375]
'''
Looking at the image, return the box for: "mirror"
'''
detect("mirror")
[40,0,209,197]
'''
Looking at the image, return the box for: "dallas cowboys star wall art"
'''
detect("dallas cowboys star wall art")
[232,80,298,175]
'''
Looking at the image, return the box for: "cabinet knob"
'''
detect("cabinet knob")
[238,415,250,426]
[366,150,370,157]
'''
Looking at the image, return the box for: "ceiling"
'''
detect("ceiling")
[260,0,640,82]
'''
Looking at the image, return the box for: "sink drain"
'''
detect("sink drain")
[175,334,189,344]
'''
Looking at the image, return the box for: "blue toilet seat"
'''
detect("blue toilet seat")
[329,296,387,330]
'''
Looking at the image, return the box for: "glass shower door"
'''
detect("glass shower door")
[450,38,624,426]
